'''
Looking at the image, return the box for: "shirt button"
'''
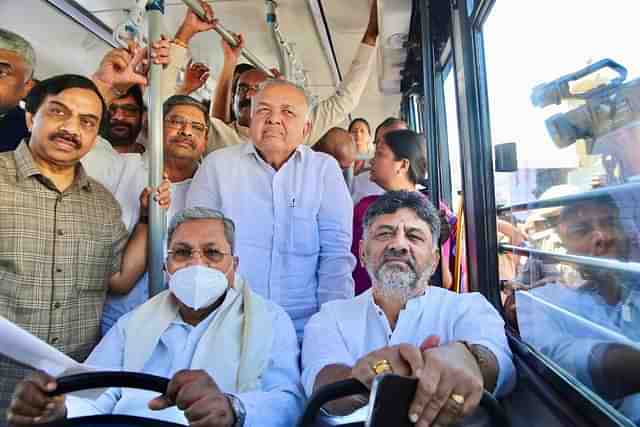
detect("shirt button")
[53,302,61,309]
[56,267,62,273]
[57,229,64,236]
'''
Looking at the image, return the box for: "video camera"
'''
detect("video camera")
[531,59,640,150]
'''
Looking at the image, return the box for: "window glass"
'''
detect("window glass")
[444,70,462,210]
[484,2,640,423]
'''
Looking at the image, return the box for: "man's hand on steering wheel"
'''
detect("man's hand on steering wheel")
[148,369,235,427]
[409,342,484,427]
[351,343,424,390]
[7,371,66,426]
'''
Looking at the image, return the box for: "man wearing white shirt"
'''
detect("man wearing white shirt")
[186,80,356,338]
[8,207,303,427]
[302,191,515,426]
[102,95,210,334]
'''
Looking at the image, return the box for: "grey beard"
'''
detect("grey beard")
[368,263,431,304]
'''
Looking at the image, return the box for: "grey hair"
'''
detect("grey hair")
[251,79,315,121]
[168,207,236,253]
[363,191,440,248]
[0,28,36,79]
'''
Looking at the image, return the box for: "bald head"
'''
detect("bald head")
[314,127,357,169]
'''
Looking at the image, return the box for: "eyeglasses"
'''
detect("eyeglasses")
[165,115,207,136]
[108,104,141,118]
[236,83,260,95]
[167,247,232,263]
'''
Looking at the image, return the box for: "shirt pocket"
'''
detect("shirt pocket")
[74,238,113,293]
[289,210,320,256]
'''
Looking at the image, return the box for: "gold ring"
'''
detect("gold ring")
[371,359,393,375]
[450,393,465,405]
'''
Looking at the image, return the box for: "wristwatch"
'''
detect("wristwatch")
[225,393,247,427]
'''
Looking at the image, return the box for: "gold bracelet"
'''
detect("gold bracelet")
[171,38,188,48]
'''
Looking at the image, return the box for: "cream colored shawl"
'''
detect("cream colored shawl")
[122,274,274,393]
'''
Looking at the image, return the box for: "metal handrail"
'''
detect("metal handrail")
[180,0,275,78]
[499,244,640,276]
[496,182,640,214]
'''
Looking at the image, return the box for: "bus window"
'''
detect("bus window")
[444,67,462,211]
[483,1,640,424]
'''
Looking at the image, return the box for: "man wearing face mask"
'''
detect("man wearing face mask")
[8,207,304,427]
[101,95,213,335]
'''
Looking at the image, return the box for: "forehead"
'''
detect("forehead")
[41,87,103,117]
[239,70,268,86]
[255,84,308,110]
[167,104,206,123]
[0,49,27,68]
[351,121,369,132]
[111,94,139,106]
[171,219,230,247]
[369,208,431,234]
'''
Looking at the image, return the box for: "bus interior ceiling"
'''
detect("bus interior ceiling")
[2,0,402,129]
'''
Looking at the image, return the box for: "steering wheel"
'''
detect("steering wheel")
[38,371,182,427]
[297,377,511,427]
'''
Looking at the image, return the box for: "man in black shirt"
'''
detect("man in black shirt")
[0,28,36,152]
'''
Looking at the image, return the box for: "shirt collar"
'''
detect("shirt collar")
[14,140,92,191]
[244,141,306,163]
[368,287,428,316]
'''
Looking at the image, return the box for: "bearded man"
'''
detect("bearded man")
[301,191,515,426]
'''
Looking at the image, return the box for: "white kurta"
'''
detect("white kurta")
[301,287,516,399]
[69,288,303,427]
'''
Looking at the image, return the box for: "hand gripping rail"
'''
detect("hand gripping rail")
[180,0,276,78]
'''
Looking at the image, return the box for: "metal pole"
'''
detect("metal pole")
[180,0,275,78]
[146,0,166,297]
[266,0,290,79]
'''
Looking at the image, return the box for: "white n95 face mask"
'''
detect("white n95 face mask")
[167,265,229,310]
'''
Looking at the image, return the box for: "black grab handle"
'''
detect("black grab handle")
[48,372,170,396]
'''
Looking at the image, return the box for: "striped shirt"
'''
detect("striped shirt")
[0,141,128,417]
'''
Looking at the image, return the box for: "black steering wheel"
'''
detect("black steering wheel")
[297,377,511,427]
[38,371,181,427]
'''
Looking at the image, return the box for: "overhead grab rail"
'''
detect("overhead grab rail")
[496,182,640,214]
[499,244,640,276]
[180,0,275,78]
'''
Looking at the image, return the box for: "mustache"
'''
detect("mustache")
[49,131,80,147]
[170,136,195,146]
[109,120,134,130]
[380,248,416,271]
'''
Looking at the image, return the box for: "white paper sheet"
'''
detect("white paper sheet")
[0,315,96,376]
[0,315,106,398]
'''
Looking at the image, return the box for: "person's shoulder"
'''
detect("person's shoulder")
[203,142,249,165]
[86,176,124,217]
[0,149,16,172]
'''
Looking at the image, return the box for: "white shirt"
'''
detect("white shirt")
[186,143,356,337]
[517,284,640,423]
[101,178,193,335]
[68,289,304,427]
[351,171,384,205]
[81,137,146,232]
[301,287,516,399]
